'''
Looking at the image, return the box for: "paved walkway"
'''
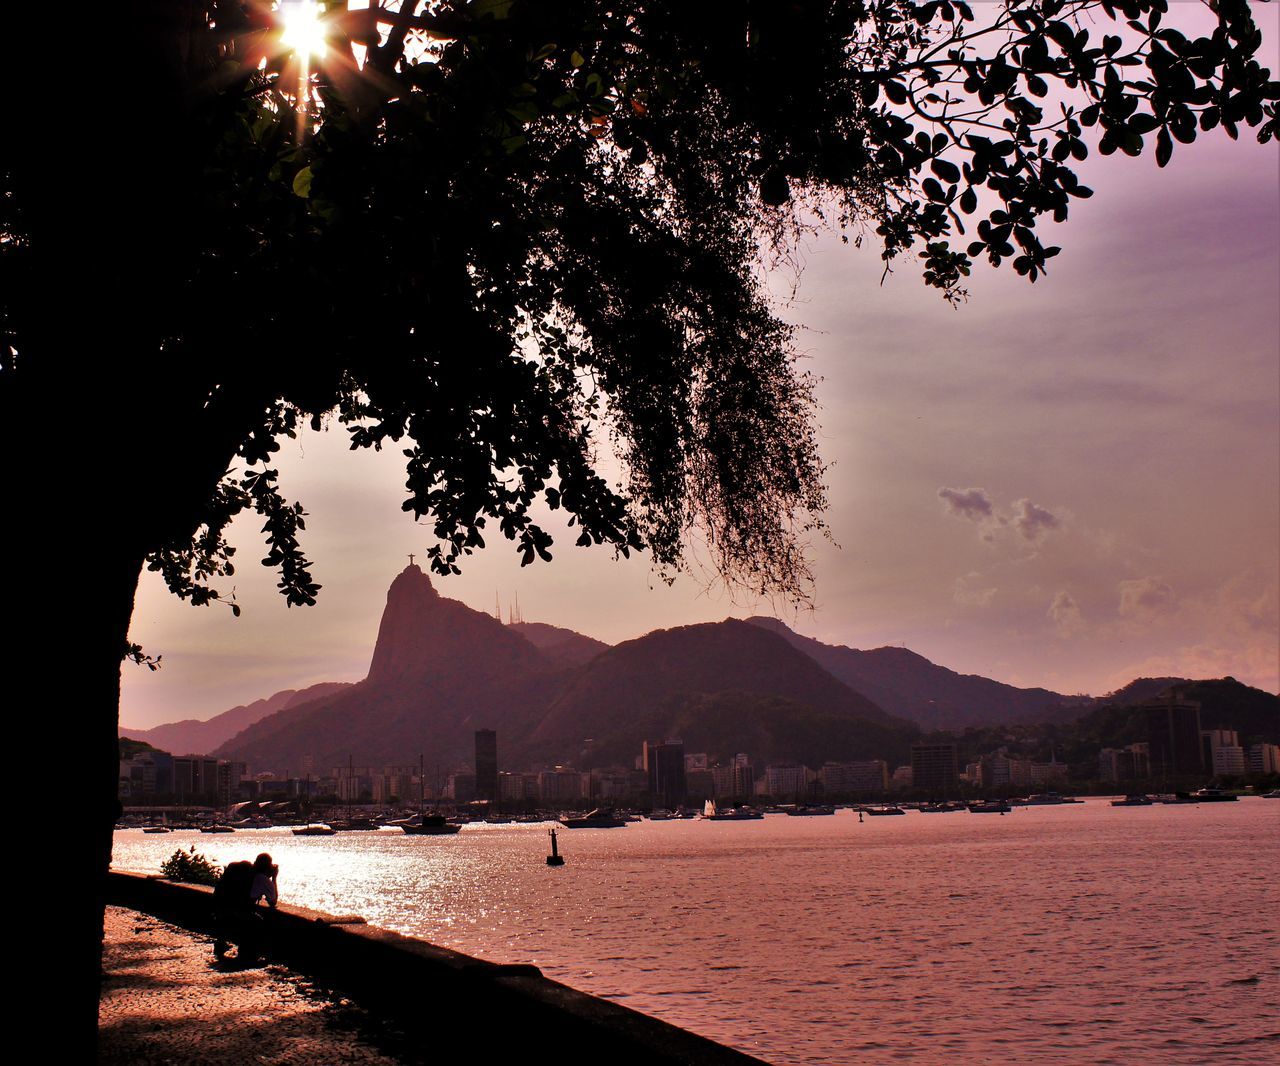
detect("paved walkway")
[98,907,419,1064]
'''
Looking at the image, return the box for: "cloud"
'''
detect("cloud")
[1106,573,1277,692]
[953,572,998,607]
[1118,576,1177,619]
[938,486,994,521]
[1048,590,1085,636]
[938,489,1063,549]
[1011,498,1060,542]
[1116,641,1279,694]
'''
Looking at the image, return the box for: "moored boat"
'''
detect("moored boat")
[560,807,628,828]
[1189,787,1238,802]
[967,800,1011,814]
[862,805,905,816]
[401,814,462,835]
[700,801,764,821]
[292,823,337,836]
[1026,792,1082,805]
[331,817,382,831]
[1110,794,1153,807]
[1160,788,1239,804]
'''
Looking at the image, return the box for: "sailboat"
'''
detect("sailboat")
[402,753,462,834]
[701,799,763,820]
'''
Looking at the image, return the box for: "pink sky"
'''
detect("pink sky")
[121,12,1280,729]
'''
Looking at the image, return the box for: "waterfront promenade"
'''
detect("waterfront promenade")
[100,905,408,1064]
[101,872,763,1064]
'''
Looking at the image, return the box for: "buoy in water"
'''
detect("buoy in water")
[546,827,565,866]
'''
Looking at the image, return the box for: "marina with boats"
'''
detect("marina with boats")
[116,783,1276,836]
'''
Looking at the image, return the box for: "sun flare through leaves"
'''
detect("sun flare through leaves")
[278,0,328,62]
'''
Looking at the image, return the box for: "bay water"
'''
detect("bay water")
[114,798,1279,1063]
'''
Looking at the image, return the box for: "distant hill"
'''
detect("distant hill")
[940,676,1280,777]
[529,618,916,767]
[593,691,916,772]
[1075,677,1279,751]
[746,617,1073,730]
[509,621,610,668]
[1094,677,1189,706]
[119,736,158,760]
[1173,679,1280,740]
[216,565,561,774]
[119,681,352,755]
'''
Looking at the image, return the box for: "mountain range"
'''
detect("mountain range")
[207,565,930,773]
[118,682,352,756]
[745,617,1078,730]
[122,563,1272,776]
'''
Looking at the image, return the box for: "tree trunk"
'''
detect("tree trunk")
[73,550,146,1055]
[3,7,219,1053]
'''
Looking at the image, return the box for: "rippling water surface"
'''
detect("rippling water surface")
[115,799,1280,1063]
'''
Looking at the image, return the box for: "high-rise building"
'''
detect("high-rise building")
[446,772,476,803]
[1210,746,1246,775]
[1200,729,1246,776]
[764,763,808,798]
[498,772,540,803]
[1008,757,1034,788]
[976,752,1010,789]
[538,767,587,804]
[475,729,498,802]
[216,761,247,805]
[337,773,370,802]
[706,755,754,800]
[1144,695,1203,777]
[1247,743,1280,775]
[644,740,687,808]
[1200,729,1239,769]
[1099,744,1150,782]
[685,768,715,801]
[732,753,754,800]
[912,742,959,794]
[1030,759,1069,785]
[172,756,220,803]
[820,760,888,794]
[589,767,636,801]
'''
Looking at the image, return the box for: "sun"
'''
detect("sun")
[279,1,328,61]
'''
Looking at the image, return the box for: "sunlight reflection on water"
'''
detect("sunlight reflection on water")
[114,800,1280,1064]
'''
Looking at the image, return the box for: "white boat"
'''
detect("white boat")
[701,800,764,820]
[291,823,337,836]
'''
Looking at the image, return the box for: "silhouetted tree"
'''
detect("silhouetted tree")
[2,0,1275,1050]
